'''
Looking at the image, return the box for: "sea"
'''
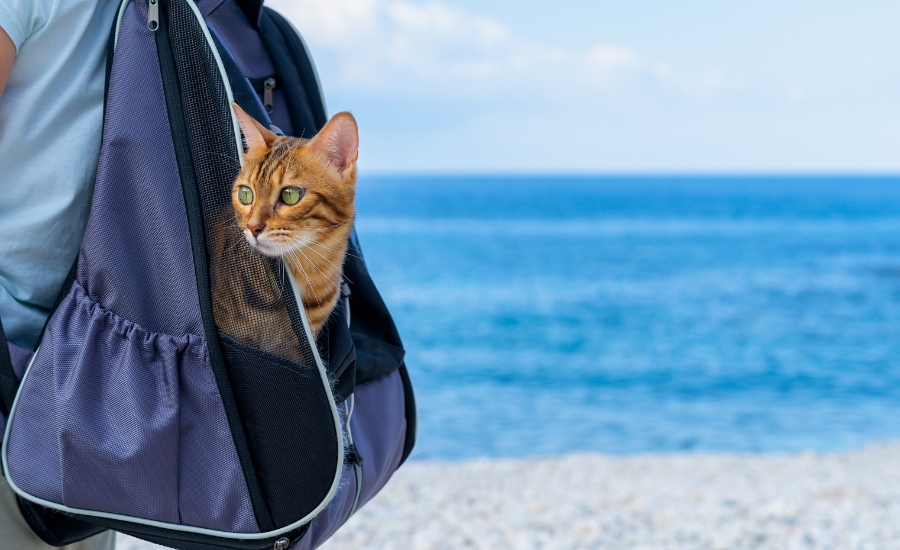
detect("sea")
[353,175,900,460]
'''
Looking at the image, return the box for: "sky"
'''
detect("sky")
[266,0,900,174]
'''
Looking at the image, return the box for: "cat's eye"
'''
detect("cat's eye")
[238,186,253,205]
[281,187,302,205]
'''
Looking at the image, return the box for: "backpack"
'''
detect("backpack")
[0,0,416,548]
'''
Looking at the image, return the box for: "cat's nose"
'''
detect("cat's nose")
[247,223,266,237]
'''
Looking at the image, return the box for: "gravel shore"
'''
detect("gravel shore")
[117,444,900,550]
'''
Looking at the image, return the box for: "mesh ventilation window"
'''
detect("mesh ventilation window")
[163,0,341,525]
[166,0,316,368]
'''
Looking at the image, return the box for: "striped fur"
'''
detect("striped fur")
[229,104,358,338]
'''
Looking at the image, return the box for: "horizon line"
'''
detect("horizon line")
[359,171,900,178]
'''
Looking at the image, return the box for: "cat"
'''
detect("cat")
[211,103,358,356]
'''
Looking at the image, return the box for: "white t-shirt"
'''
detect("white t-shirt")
[0,0,120,349]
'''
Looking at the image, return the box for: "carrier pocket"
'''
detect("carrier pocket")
[219,334,341,528]
[3,281,258,534]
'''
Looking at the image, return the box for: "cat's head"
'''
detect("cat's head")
[230,103,358,258]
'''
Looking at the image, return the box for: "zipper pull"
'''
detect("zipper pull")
[341,281,351,327]
[263,78,276,114]
[148,0,159,31]
[346,443,364,466]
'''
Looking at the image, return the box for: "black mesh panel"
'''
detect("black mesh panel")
[162,0,339,528]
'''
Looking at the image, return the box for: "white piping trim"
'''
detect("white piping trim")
[346,394,362,518]
[4,0,345,540]
[182,0,244,166]
[113,0,132,52]
[286,269,346,516]
[3,345,339,540]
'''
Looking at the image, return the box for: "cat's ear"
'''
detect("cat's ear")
[232,102,277,153]
[307,112,359,182]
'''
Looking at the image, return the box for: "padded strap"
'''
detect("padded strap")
[259,8,326,137]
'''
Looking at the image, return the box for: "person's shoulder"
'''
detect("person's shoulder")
[0,0,60,50]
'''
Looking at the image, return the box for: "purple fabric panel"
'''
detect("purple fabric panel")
[56,283,182,522]
[6,4,261,531]
[268,90,295,138]
[351,371,407,509]
[8,283,183,521]
[290,457,356,550]
[205,5,295,136]
[205,18,296,139]
[4,323,64,504]
[206,0,275,78]
[197,0,226,17]
[6,281,259,532]
[8,340,32,380]
[293,371,408,549]
[177,347,258,532]
[79,0,202,338]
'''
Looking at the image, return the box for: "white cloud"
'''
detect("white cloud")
[260,0,900,173]
[265,0,720,101]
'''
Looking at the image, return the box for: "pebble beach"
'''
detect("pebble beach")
[117,443,900,550]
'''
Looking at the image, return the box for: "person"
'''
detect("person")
[0,0,121,548]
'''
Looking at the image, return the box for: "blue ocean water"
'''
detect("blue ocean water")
[354,175,900,459]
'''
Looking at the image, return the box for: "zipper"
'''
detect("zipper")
[153,2,275,534]
[263,77,276,113]
[346,395,363,518]
[341,283,360,517]
[341,281,351,328]
[147,0,159,31]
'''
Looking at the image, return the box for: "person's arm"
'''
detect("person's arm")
[0,25,14,99]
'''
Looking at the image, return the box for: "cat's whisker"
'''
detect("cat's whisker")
[287,250,322,311]
[300,237,364,262]
[210,214,237,225]
[296,246,340,295]
[224,109,358,338]
[271,244,285,286]
[197,149,243,170]
[213,222,240,239]
[222,238,240,255]
[278,246,295,291]
[294,236,343,262]
[294,235,341,252]
[224,233,247,255]
[212,215,239,229]
[293,238,354,283]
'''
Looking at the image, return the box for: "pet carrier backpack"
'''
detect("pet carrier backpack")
[0,0,416,548]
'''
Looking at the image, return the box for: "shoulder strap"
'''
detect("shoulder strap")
[259,8,327,136]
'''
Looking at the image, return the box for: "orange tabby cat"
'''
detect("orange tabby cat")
[227,103,358,339]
